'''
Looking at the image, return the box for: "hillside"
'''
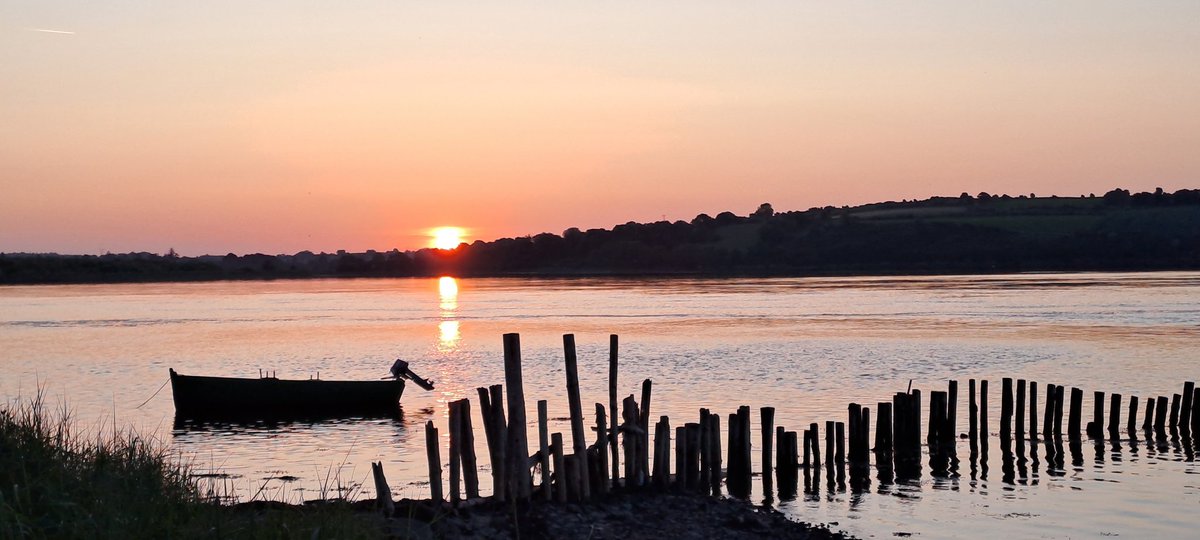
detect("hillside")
[2,188,1198,283]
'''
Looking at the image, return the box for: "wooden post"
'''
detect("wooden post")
[809,422,821,468]
[1127,395,1139,435]
[787,430,800,477]
[948,380,958,442]
[698,410,711,494]
[1043,383,1056,440]
[777,427,787,480]
[639,379,653,487]
[1144,397,1155,431]
[562,334,591,500]
[825,420,835,468]
[1089,391,1105,439]
[1068,387,1083,441]
[686,422,702,492]
[460,399,480,499]
[653,416,671,488]
[728,413,743,494]
[564,454,580,502]
[482,385,507,501]
[449,400,462,505]
[709,413,723,494]
[1001,378,1013,439]
[762,407,775,492]
[1193,387,1200,434]
[608,334,620,486]
[425,420,443,503]
[550,433,566,503]
[1054,385,1065,436]
[1108,393,1121,437]
[502,333,531,499]
[968,379,978,445]
[929,392,947,473]
[1029,381,1039,441]
[979,382,988,443]
[739,406,752,488]
[622,396,638,486]
[372,462,395,515]
[1170,393,1182,428]
[594,404,610,494]
[538,400,552,501]
[835,421,846,465]
[1181,382,1195,430]
[1155,395,1168,431]
[675,425,688,489]
[1015,379,1026,440]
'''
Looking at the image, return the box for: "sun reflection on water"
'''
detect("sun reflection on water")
[437,277,460,351]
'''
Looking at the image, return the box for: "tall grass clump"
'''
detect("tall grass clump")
[0,394,384,539]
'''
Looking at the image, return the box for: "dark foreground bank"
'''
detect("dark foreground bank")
[239,492,852,540]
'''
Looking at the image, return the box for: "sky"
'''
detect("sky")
[2,1,1198,255]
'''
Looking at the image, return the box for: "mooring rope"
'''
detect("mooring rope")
[135,377,170,409]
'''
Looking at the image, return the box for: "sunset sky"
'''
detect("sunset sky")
[2,1,1198,255]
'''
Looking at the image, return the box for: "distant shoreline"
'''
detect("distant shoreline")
[4,189,1197,285]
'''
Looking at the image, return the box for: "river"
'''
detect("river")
[2,272,1198,538]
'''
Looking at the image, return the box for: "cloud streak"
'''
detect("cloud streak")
[28,28,76,35]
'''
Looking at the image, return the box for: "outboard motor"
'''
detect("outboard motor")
[390,359,436,391]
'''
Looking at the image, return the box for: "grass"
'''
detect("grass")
[0,393,387,539]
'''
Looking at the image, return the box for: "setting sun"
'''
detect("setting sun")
[429,227,467,250]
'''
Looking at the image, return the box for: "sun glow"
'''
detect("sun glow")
[429,227,467,250]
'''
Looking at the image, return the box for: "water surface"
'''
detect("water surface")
[2,272,1198,538]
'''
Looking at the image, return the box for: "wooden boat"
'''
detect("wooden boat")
[170,360,434,420]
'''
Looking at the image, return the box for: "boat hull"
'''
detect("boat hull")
[169,369,405,420]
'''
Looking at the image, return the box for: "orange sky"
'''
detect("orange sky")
[2,2,1198,255]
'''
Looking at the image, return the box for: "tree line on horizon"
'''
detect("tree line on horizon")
[2,188,1198,284]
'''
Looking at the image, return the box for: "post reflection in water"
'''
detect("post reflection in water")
[436,277,460,351]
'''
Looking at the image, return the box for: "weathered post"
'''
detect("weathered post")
[653,416,671,488]
[640,379,653,486]
[608,334,620,485]
[1001,378,1013,439]
[1144,397,1155,431]
[1042,383,1056,440]
[460,399,480,499]
[622,396,638,486]
[978,382,988,443]
[502,333,531,499]
[1170,393,1182,428]
[449,400,462,505]
[825,420,836,469]
[762,407,775,495]
[1127,396,1139,435]
[698,410,712,494]
[538,400,552,500]
[1029,381,1039,441]
[562,334,591,499]
[1068,387,1083,441]
[1181,382,1195,430]
[948,380,958,442]
[709,413,723,494]
[929,392,948,474]
[686,422,702,492]
[425,420,443,503]
[969,379,978,445]
[1089,391,1105,439]
[1155,396,1168,432]
[1054,385,1065,436]
[675,425,688,489]
[810,422,821,469]
[550,433,567,503]
[1108,393,1121,438]
[372,462,394,515]
[483,385,507,501]
[1016,379,1026,440]
[594,404,609,494]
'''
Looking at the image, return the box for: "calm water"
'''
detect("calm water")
[2,272,1198,538]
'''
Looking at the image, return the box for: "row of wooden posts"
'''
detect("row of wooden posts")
[387,333,1200,505]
